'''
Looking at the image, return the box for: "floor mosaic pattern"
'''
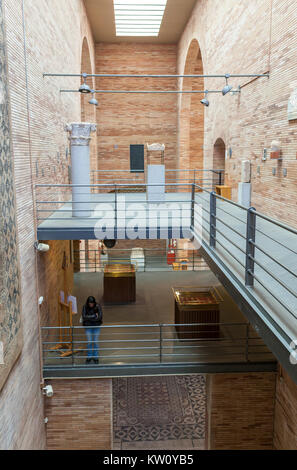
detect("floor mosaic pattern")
[113,375,206,442]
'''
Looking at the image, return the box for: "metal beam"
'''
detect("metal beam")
[43,361,277,379]
[60,89,241,94]
[44,73,270,79]
[37,226,192,241]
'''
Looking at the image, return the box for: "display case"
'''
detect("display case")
[130,248,145,272]
[172,286,223,339]
[104,264,136,303]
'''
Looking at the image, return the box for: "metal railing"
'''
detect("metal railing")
[35,181,194,222]
[90,169,225,189]
[41,322,274,367]
[75,248,208,272]
[192,185,297,344]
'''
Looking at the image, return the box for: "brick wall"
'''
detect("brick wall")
[208,372,276,449]
[95,43,178,182]
[1,0,95,449]
[177,0,297,226]
[274,366,297,449]
[38,240,74,327]
[45,379,112,450]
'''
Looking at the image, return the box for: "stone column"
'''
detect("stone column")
[65,122,96,217]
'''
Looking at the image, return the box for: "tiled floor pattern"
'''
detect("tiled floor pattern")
[113,375,207,450]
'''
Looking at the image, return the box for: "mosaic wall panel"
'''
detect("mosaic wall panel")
[0,0,23,391]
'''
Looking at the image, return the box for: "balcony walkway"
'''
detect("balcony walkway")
[37,191,193,240]
[36,182,297,382]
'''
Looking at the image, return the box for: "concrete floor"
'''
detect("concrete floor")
[72,269,246,326]
[57,269,274,366]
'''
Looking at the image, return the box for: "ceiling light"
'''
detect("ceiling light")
[113,0,168,37]
[89,91,98,106]
[222,74,233,96]
[115,15,164,20]
[200,90,209,107]
[79,73,91,94]
[116,32,159,36]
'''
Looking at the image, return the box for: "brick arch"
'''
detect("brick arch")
[179,38,204,176]
[213,137,226,170]
[80,36,97,172]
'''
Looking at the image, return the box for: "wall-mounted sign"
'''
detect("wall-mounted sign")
[288,89,297,121]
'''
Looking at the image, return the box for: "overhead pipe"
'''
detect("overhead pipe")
[59,89,241,94]
[43,72,269,79]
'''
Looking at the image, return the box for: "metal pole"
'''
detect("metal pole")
[245,207,256,287]
[210,191,217,248]
[159,324,163,364]
[44,73,270,79]
[114,184,117,239]
[71,326,74,366]
[245,324,249,362]
[219,171,222,186]
[191,183,195,229]
[60,89,241,94]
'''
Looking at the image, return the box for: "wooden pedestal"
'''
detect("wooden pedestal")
[173,289,220,340]
[103,264,136,303]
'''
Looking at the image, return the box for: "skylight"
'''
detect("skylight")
[113,0,168,37]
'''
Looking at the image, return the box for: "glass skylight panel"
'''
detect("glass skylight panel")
[114,0,168,36]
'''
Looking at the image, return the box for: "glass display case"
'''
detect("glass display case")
[172,286,223,339]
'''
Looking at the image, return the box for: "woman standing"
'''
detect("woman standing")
[82,296,103,364]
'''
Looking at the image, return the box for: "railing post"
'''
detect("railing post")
[71,326,74,366]
[114,183,117,238]
[245,324,249,362]
[245,207,256,287]
[219,170,222,186]
[210,191,217,248]
[191,183,195,229]
[159,324,163,364]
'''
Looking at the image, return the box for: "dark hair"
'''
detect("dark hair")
[86,296,96,305]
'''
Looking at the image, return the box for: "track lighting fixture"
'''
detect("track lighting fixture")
[222,74,233,95]
[79,73,91,94]
[89,91,98,106]
[200,90,209,107]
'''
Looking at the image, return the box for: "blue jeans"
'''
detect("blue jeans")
[85,327,101,359]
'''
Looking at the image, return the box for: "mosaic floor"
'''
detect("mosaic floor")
[113,375,206,448]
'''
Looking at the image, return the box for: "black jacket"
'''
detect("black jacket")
[82,303,103,327]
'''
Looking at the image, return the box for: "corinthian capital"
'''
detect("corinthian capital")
[65,122,97,146]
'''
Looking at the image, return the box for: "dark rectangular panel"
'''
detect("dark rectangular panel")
[130,144,144,173]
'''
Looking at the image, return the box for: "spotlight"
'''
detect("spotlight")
[79,73,91,94]
[34,242,50,252]
[89,91,98,106]
[200,90,209,107]
[42,385,54,397]
[222,74,233,95]
[103,239,116,249]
